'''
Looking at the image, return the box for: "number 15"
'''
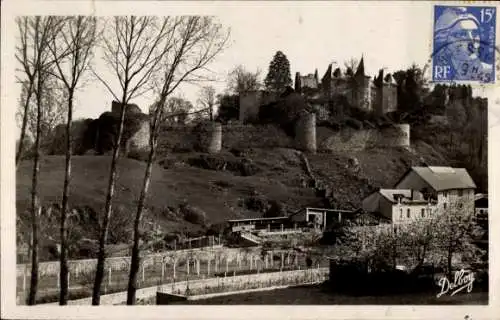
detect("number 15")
[480,8,495,23]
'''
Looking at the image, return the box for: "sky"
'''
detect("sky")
[2,1,500,131]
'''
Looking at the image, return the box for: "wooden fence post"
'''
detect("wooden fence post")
[22,267,27,292]
[187,259,190,275]
[161,262,165,282]
[108,267,112,286]
[142,263,145,283]
[173,260,176,279]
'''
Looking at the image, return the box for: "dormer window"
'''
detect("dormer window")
[458,190,463,197]
[443,191,448,198]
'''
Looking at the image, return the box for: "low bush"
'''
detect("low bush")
[180,203,208,226]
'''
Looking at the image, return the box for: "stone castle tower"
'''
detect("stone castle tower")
[295,56,397,116]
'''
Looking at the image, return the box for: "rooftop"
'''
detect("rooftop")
[398,166,476,191]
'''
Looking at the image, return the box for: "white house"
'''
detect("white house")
[393,166,476,214]
[362,189,437,225]
[362,166,476,224]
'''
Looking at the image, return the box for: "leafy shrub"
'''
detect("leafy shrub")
[180,203,207,226]
[263,200,287,218]
[242,193,269,213]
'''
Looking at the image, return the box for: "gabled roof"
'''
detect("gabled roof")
[395,166,476,191]
[378,189,413,203]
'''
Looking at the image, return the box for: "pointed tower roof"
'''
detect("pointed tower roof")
[355,55,365,78]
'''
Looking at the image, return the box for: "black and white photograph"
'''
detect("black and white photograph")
[1,1,498,319]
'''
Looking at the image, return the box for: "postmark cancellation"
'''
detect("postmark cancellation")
[432,5,497,83]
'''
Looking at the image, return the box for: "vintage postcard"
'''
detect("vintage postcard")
[1,1,499,319]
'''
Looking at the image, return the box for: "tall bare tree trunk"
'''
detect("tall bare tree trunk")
[16,82,34,167]
[59,94,73,305]
[127,121,158,304]
[92,97,128,305]
[27,76,44,306]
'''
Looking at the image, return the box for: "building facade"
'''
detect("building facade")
[363,166,477,224]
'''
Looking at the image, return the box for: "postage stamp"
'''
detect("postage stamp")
[432,5,497,83]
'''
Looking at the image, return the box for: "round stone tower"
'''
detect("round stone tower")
[198,122,222,154]
[295,112,317,153]
[394,123,410,147]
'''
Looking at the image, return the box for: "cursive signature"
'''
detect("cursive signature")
[436,269,475,298]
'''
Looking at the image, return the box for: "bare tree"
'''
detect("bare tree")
[344,57,359,77]
[150,96,193,125]
[197,86,216,121]
[47,16,97,305]
[90,16,174,305]
[17,73,67,143]
[15,18,37,167]
[227,65,261,95]
[127,16,229,304]
[15,16,66,306]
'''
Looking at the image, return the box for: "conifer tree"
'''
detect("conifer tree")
[264,50,292,93]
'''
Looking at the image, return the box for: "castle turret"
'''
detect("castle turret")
[354,55,365,79]
[295,72,302,93]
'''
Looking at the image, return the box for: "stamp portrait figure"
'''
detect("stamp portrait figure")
[433,6,496,83]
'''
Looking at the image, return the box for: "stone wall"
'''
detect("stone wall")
[239,91,262,122]
[373,84,398,116]
[44,267,328,305]
[317,123,410,153]
[223,123,294,149]
[127,116,150,153]
[239,91,279,123]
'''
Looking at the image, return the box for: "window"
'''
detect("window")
[407,209,411,218]
[458,189,463,197]
[444,203,447,210]
[421,209,425,218]
[480,209,484,214]
[400,209,403,219]
[459,203,463,209]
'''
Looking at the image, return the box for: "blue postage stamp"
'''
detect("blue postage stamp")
[432,5,496,83]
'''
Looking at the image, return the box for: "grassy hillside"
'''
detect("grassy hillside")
[17,135,447,247]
